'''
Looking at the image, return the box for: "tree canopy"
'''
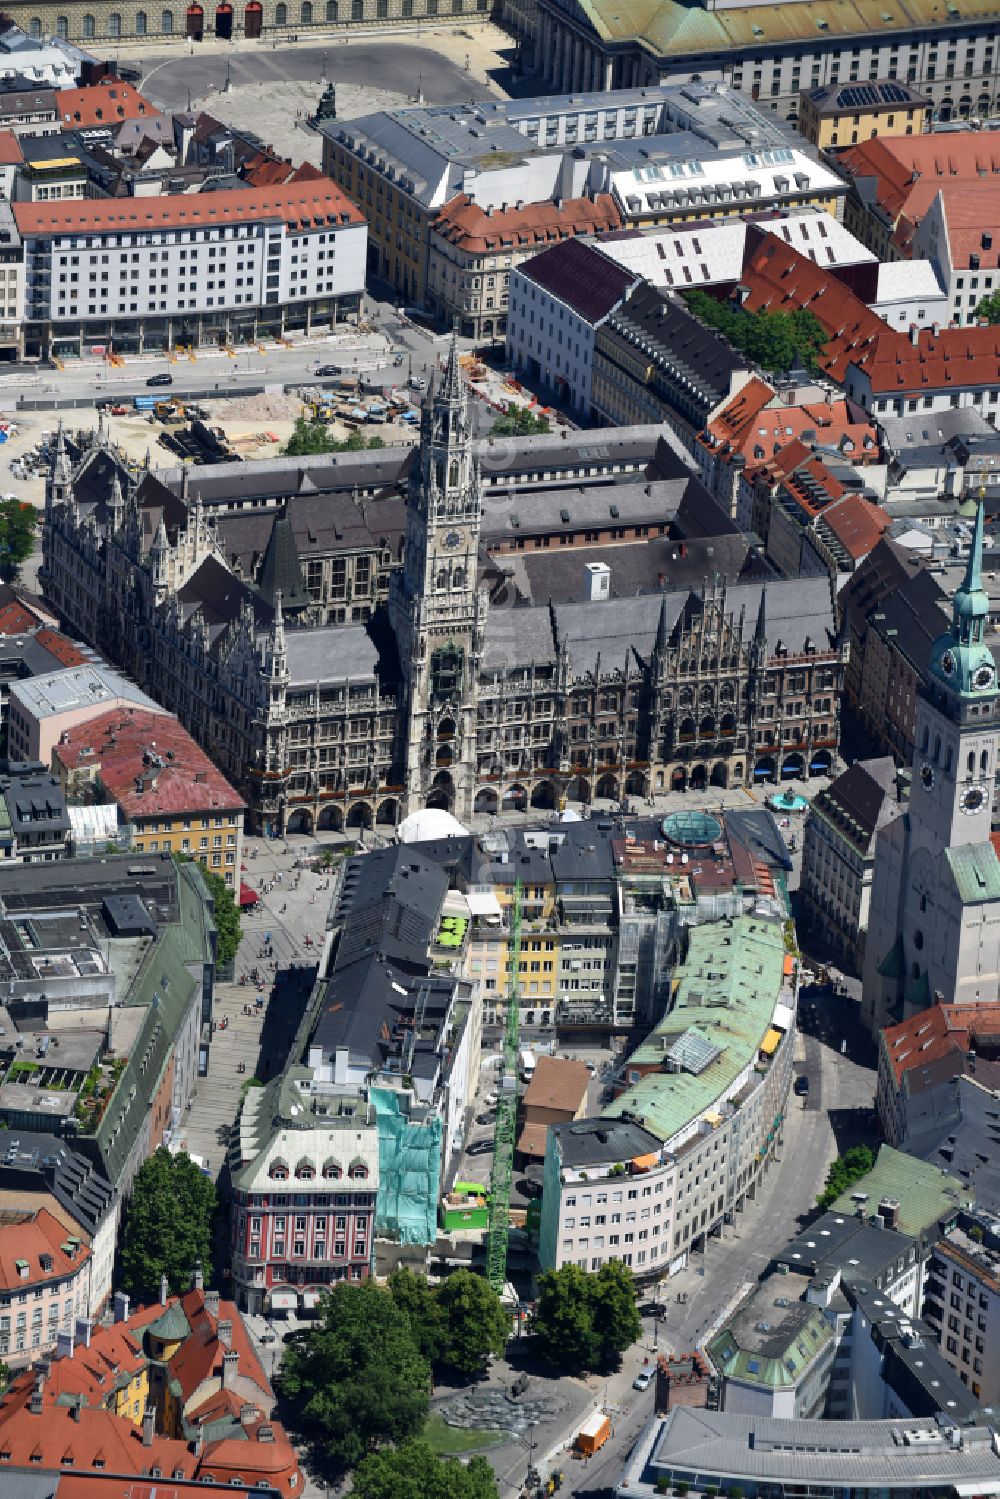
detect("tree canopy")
[976,289,1000,324]
[199,865,242,968]
[0,499,36,582]
[817,1144,876,1209]
[119,1148,217,1303]
[352,1441,498,1499]
[283,417,388,456]
[280,1280,431,1472]
[533,1261,641,1374]
[388,1268,509,1379]
[683,288,828,376]
[491,402,551,437]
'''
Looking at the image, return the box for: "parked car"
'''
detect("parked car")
[794,1075,810,1096]
[467,1139,494,1156]
[146,372,173,387]
[632,1369,654,1391]
[476,1111,496,1126]
[315,364,340,377]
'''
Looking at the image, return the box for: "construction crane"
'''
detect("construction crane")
[486,879,522,1295]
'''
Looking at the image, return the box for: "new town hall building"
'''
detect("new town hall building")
[41,345,844,834]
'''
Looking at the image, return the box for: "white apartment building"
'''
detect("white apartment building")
[539,916,796,1280]
[13,178,366,359]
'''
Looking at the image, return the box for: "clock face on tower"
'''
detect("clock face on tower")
[974,662,996,691]
[940,650,957,678]
[960,784,988,815]
[443,529,463,550]
[920,762,935,791]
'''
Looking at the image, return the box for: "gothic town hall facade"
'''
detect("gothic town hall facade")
[40,342,844,835]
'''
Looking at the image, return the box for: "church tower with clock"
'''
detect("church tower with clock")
[390,335,486,821]
[862,503,1000,1034]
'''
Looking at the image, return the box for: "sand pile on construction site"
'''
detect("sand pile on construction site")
[208,392,303,423]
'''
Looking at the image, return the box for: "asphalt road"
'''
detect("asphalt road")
[136,38,485,112]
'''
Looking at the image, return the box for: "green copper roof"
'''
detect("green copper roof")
[605,916,788,1145]
[146,1302,191,1343]
[927,502,996,697]
[945,843,1000,904]
[877,936,905,979]
[829,1145,972,1237]
[708,1298,833,1391]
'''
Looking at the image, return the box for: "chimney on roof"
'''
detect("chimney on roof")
[257,1424,275,1443]
[70,1399,81,1423]
[218,1319,233,1350]
[142,1407,155,1447]
[192,1262,204,1293]
[909,323,919,346]
[159,1274,169,1306]
[193,1426,204,1457]
[204,1288,220,1318]
[55,1327,75,1361]
[221,1348,240,1389]
[112,1292,128,1326]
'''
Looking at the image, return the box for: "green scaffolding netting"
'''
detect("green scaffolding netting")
[371,1086,441,1246]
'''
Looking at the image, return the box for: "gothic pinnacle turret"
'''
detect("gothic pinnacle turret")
[441,329,463,406]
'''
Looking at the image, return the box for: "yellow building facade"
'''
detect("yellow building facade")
[798,81,930,150]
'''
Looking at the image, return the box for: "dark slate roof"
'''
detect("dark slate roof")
[553,1116,662,1167]
[330,843,447,974]
[776,1214,919,1283]
[724,807,793,872]
[609,282,749,406]
[516,236,638,325]
[0,1132,115,1235]
[1,772,70,836]
[254,513,310,613]
[905,1074,1000,1216]
[175,554,270,646]
[216,491,406,575]
[867,566,949,671]
[810,757,899,848]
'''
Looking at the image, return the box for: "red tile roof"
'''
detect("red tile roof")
[883,1000,1000,1084]
[166,1287,269,1406]
[52,706,245,820]
[839,131,1000,223]
[33,627,89,667]
[697,377,878,469]
[58,79,158,130]
[893,181,1000,271]
[741,232,1000,395]
[0,1286,301,1491]
[13,176,364,236]
[0,129,22,165]
[433,191,621,256]
[819,492,891,560]
[0,1206,89,1291]
[0,600,42,635]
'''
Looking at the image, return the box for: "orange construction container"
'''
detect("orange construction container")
[576,1411,611,1456]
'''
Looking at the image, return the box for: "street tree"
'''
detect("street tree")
[435,1270,510,1379]
[533,1260,641,1373]
[590,1261,642,1366]
[976,289,1000,324]
[491,402,551,437]
[817,1144,875,1209]
[533,1264,600,1373]
[389,1266,445,1366]
[352,1441,498,1499]
[0,500,35,581]
[280,1280,430,1472]
[119,1148,216,1302]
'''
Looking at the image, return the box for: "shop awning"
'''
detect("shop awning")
[442,890,471,917]
[467,890,503,922]
[760,1027,782,1057]
[772,1001,794,1032]
[239,882,259,908]
[632,1152,660,1171]
[783,953,795,977]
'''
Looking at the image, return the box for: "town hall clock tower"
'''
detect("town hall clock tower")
[390,335,486,821]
